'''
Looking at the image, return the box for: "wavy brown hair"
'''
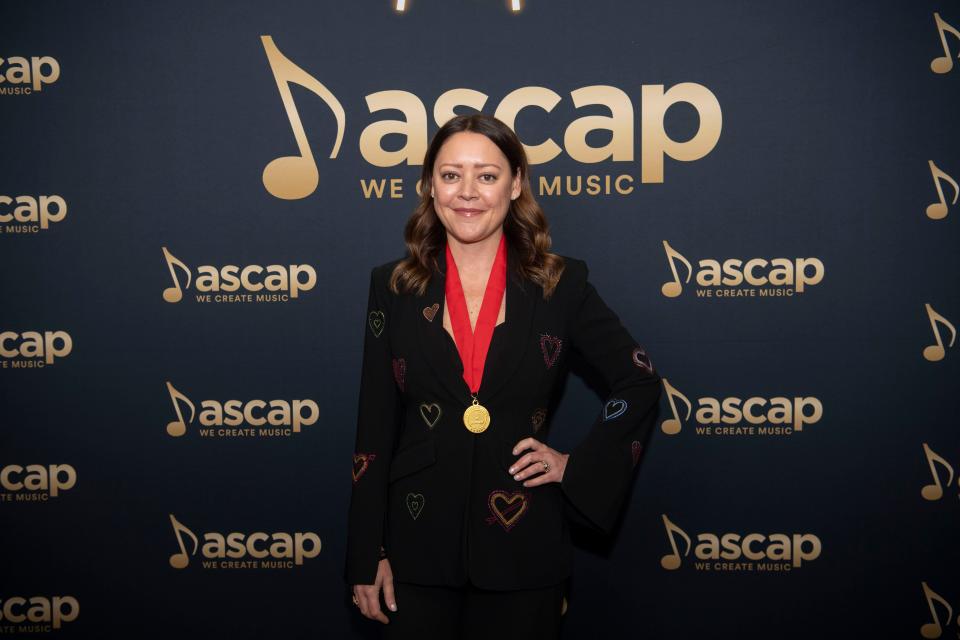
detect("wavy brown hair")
[388,113,565,300]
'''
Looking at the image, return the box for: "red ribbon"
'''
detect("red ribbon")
[444,233,508,395]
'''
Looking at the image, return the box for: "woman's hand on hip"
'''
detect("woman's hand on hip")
[352,558,397,624]
[510,438,569,487]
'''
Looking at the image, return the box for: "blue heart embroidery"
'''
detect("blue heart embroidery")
[603,398,627,421]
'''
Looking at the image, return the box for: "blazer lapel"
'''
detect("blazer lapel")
[479,240,537,402]
[415,237,538,406]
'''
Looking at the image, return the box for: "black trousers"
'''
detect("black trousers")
[381,579,565,640]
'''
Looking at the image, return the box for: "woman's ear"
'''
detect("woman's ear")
[511,171,521,200]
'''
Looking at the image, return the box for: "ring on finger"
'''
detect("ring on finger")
[541,460,550,472]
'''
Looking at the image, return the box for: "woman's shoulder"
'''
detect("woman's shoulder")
[555,253,589,288]
[367,255,405,282]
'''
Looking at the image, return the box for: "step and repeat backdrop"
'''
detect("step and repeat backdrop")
[2,0,958,638]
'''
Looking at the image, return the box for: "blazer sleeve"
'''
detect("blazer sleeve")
[343,264,401,585]
[559,259,662,534]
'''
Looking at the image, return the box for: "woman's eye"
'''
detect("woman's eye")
[442,172,459,180]
[480,174,497,182]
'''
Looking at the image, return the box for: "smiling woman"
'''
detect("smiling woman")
[344,113,662,640]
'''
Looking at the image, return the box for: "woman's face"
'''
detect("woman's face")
[430,131,522,247]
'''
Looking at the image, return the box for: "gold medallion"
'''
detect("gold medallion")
[463,397,490,433]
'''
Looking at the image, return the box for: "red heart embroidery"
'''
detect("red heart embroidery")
[352,452,377,483]
[392,357,406,391]
[631,440,642,467]
[540,334,562,369]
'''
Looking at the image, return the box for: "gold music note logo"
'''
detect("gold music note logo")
[927,161,959,220]
[931,13,960,74]
[921,581,957,639]
[923,303,957,362]
[168,513,199,569]
[165,381,196,437]
[661,240,692,298]
[660,514,692,570]
[922,443,956,501]
[260,35,346,200]
[661,378,692,435]
[161,246,192,303]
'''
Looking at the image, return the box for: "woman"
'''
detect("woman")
[344,113,661,639]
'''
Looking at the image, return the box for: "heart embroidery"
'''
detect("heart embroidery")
[631,440,642,467]
[422,303,439,322]
[406,492,425,520]
[603,398,627,421]
[486,490,529,532]
[632,346,654,373]
[539,334,562,369]
[352,452,377,483]
[392,357,406,392]
[531,407,547,433]
[419,402,441,429]
[368,310,385,337]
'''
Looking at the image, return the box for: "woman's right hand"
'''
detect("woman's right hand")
[352,558,397,624]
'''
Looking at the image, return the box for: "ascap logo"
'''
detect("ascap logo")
[0,596,78,633]
[0,464,76,502]
[260,35,722,200]
[165,381,319,438]
[161,247,317,304]
[168,514,321,570]
[0,331,73,368]
[660,378,822,437]
[0,56,60,95]
[0,195,66,233]
[660,514,821,572]
[920,581,958,639]
[921,443,958,502]
[661,240,825,298]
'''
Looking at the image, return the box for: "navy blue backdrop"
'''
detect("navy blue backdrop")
[2,1,958,638]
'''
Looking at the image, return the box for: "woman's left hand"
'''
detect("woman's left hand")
[509,438,569,487]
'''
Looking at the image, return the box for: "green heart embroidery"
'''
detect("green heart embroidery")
[368,310,385,337]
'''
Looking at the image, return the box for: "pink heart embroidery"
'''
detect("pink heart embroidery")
[540,334,562,369]
[392,357,406,391]
[631,441,642,467]
[632,346,654,373]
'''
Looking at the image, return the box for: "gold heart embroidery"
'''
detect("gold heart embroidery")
[419,402,441,429]
[486,490,529,532]
[422,303,439,322]
[406,492,425,520]
[368,310,385,337]
[352,452,377,483]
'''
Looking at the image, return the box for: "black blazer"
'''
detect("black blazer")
[344,240,662,590]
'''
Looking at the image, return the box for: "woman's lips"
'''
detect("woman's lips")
[454,208,484,216]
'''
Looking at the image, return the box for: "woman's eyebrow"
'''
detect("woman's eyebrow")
[439,163,501,168]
